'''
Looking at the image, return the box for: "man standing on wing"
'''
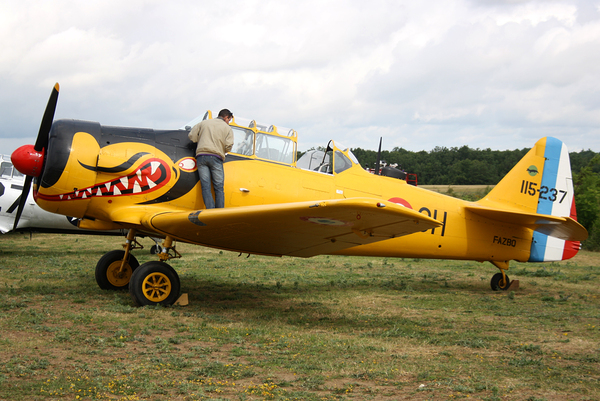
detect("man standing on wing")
[188,109,234,208]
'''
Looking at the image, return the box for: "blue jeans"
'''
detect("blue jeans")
[196,155,225,208]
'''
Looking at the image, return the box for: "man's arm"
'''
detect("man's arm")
[224,128,234,153]
[188,124,201,142]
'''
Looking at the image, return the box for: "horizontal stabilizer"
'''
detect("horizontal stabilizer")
[465,204,588,241]
[142,198,442,257]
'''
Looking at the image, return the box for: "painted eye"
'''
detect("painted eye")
[178,158,196,171]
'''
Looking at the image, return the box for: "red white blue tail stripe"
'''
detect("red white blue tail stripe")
[529,137,581,262]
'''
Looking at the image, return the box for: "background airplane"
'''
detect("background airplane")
[0,154,95,234]
[9,84,588,307]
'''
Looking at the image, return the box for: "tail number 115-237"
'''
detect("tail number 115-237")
[520,180,567,203]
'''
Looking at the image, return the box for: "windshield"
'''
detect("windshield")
[334,143,359,165]
[334,151,353,174]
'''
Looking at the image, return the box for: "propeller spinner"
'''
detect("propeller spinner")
[10,83,60,229]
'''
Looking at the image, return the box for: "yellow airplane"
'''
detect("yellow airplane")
[11,84,588,306]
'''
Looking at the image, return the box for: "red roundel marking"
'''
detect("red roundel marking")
[388,197,413,209]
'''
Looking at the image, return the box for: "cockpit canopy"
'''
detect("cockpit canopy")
[189,111,298,165]
[296,140,359,175]
[185,112,359,174]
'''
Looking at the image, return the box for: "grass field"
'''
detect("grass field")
[1,233,599,400]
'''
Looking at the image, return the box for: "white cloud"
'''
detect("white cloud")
[1,0,599,157]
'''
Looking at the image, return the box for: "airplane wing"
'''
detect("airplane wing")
[140,198,442,257]
[465,204,588,241]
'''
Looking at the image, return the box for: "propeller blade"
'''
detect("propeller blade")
[13,175,33,230]
[12,83,59,230]
[34,83,60,152]
[375,137,382,175]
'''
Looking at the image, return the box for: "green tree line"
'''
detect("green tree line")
[350,145,600,250]
[351,145,598,186]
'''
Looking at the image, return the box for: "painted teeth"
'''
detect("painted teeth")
[151,161,160,175]
[54,161,164,200]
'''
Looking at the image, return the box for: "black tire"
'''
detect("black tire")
[490,272,510,291]
[95,250,139,290]
[129,261,180,306]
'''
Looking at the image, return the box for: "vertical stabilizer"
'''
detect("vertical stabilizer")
[478,137,581,261]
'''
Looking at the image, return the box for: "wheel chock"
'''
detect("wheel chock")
[508,280,520,291]
[174,293,189,306]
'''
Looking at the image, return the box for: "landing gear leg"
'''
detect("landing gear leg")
[129,236,182,306]
[490,261,511,291]
[149,237,163,254]
[95,229,141,290]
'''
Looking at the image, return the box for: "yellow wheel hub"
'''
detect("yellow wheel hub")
[142,272,172,302]
[107,261,133,287]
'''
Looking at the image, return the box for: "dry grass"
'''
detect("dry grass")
[1,232,599,400]
[419,185,495,201]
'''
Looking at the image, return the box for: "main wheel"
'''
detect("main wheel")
[129,261,180,306]
[95,250,139,290]
[490,272,511,291]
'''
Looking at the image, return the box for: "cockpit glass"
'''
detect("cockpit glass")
[345,149,359,165]
[296,140,359,174]
[0,162,13,178]
[297,150,329,171]
[255,133,295,164]
[231,126,254,156]
[334,151,353,174]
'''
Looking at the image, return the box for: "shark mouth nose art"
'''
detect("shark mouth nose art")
[37,158,171,202]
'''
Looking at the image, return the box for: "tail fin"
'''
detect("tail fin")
[476,137,585,262]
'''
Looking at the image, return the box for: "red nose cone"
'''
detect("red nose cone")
[11,145,45,177]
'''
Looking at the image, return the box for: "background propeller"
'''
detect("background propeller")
[11,83,60,229]
[375,137,382,175]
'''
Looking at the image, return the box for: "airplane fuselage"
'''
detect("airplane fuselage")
[34,119,532,263]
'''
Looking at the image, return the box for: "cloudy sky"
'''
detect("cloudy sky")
[1,0,599,156]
